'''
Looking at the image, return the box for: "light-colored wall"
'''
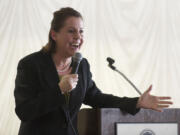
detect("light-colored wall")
[0,0,179,134]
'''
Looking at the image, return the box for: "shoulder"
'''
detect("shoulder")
[80,58,90,68]
[19,50,48,63]
[17,50,46,68]
[79,58,92,77]
[20,50,43,62]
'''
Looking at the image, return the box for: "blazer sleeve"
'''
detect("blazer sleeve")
[83,59,140,115]
[14,59,66,122]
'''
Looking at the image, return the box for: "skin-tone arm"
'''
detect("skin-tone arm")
[136,85,173,112]
[59,73,173,112]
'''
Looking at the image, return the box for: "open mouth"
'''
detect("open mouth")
[70,44,80,49]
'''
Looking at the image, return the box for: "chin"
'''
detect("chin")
[72,49,80,54]
[67,51,77,57]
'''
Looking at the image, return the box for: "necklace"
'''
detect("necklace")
[56,60,72,73]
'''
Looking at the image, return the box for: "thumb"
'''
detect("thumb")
[71,74,78,78]
[145,84,152,94]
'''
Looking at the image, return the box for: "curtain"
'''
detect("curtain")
[0,0,179,134]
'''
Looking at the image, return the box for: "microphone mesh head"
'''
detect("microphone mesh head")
[73,52,82,63]
[107,57,115,65]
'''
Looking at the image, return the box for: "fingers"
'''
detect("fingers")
[71,74,78,80]
[157,97,173,105]
[157,104,170,108]
[155,104,171,112]
[152,104,171,112]
[71,81,78,90]
[72,74,79,82]
[152,99,173,112]
[158,101,173,105]
[154,108,163,112]
[140,85,173,112]
[158,96,171,100]
[59,74,79,93]
[69,74,78,90]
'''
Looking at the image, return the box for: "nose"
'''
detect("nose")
[74,32,82,40]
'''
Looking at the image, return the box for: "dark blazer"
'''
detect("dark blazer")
[14,50,139,135]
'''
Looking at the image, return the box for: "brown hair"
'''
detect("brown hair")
[42,7,83,54]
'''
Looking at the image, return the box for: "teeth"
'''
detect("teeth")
[71,44,79,47]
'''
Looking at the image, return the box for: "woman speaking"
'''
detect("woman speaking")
[14,7,172,135]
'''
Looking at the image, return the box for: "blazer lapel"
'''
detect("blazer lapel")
[39,51,70,121]
[39,51,60,91]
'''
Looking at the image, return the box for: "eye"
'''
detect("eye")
[80,29,84,34]
[68,29,75,33]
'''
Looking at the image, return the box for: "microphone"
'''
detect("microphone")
[64,52,83,106]
[71,52,83,74]
[107,57,116,70]
[106,57,142,95]
[61,53,82,135]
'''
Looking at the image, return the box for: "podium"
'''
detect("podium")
[77,108,180,135]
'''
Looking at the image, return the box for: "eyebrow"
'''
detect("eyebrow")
[68,26,84,30]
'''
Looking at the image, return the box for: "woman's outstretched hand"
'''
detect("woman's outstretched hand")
[136,85,173,112]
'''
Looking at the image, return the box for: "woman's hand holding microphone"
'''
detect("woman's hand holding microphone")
[58,74,78,94]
